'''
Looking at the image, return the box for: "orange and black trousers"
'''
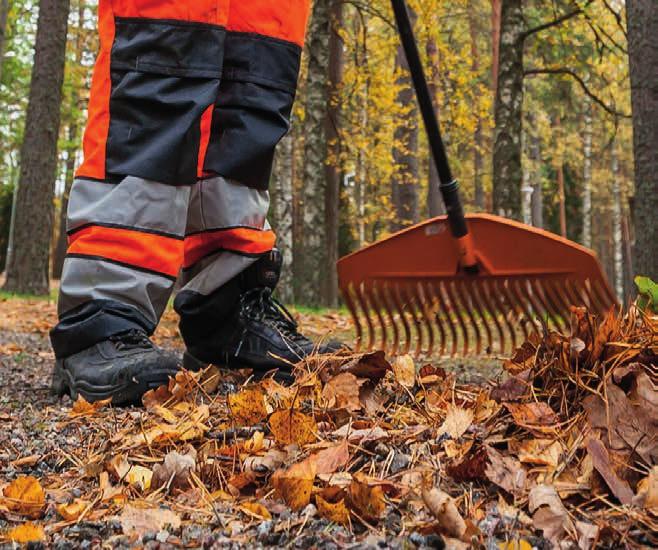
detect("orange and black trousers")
[51,0,311,358]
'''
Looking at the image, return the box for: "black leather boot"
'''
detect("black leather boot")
[51,329,182,406]
[180,250,343,382]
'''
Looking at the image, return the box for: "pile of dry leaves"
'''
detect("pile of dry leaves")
[0,305,655,548]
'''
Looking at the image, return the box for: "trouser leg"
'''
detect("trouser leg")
[50,0,229,358]
[174,0,311,349]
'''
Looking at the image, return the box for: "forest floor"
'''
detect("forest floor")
[0,295,655,549]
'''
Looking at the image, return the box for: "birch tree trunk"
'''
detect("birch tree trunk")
[627,0,658,280]
[4,0,70,295]
[297,0,330,305]
[0,0,9,83]
[493,0,524,220]
[611,141,623,299]
[323,0,343,307]
[272,132,295,304]
[468,1,485,211]
[526,112,542,228]
[582,97,593,247]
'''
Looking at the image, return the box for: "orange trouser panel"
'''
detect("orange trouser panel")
[184,227,276,268]
[227,0,311,47]
[68,225,184,279]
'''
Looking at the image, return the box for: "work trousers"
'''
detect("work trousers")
[51,0,311,358]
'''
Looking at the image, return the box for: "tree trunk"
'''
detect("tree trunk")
[323,0,343,307]
[493,0,524,220]
[491,0,502,94]
[582,97,593,247]
[611,141,623,299]
[0,0,9,83]
[392,8,420,231]
[526,111,542,228]
[354,12,368,245]
[627,0,658,281]
[297,0,330,306]
[468,1,485,211]
[271,132,295,304]
[426,36,445,217]
[4,0,70,295]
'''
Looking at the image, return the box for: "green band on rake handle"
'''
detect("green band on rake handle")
[391,0,477,270]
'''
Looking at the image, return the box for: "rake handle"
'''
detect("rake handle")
[391,0,478,272]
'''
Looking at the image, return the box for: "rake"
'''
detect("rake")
[336,0,617,358]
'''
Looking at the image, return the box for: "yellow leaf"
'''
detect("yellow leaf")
[228,386,268,425]
[269,409,317,446]
[392,355,416,388]
[2,476,45,518]
[316,495,350,525]
[56,499,89,521]
[239,501,272,520]
[69,395,112,417]
[438,404,474,439]
[347,477,385,521]
[498,540,533,550]
[125,465,153,491]
[5,522,45,543]
[271,456,317,511]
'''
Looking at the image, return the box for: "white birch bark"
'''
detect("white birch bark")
[582,97,593,248]
[611,141,623,300]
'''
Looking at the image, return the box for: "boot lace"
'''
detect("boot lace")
[238,287,309,344]
[109,329,153,351]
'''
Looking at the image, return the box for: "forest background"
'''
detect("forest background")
[0,0,655,308]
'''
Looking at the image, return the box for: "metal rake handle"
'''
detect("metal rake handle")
[391,0,478,272]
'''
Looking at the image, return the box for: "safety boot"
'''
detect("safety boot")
[51,329,182,406]
[181,250,343,382]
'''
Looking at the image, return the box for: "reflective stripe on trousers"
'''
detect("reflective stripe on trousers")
[51,0,311,358]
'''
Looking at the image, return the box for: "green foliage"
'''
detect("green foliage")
[635,276,658,313]
[0,183,15,271]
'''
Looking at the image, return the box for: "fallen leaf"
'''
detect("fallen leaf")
[438,404,474,439]
[199,365,221,394]
[316,494,350,525]
[332,351,391,383]
[422,485,466,539]
[322,373,363,411]
[575,520,599,550]
[634,466,658,513]
[125,465,153,491]
[332,424,388,443]
[228,386,268,425]
[491,370,531,402]
[2,476,45,518]
[317,471,353,487]
[314,440,349,475]
[56,498,90,521]
[5,522,45,543]
[446,447,488,482]
[142,385,173,409]
[512,439,564,469]
[240,501,272,520]
[392,354,416,388]
[347,476,386,522]
[151,447,196,492]
[69,395,112,417]
[528,484,575,545]
[586,437,634,504]
[271,456,317,511]
[119,504,181,537]
[269,409,317,445]
[484,447,526,496]
[498,541,532,550]
[243,448,287,474]
[504,401,558,427]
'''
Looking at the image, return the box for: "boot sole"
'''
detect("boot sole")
[52,360,180,407]
[182,351,294,385]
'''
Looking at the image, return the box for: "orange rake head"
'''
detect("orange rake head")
[337,214,617,358]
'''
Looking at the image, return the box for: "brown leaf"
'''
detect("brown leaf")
[314,440,349,475]
[316,494,350,525]
[69,395,112,417]
[422,485,467,539]
[5,522,45,543]
[347,475,386,522]
[484,447,527,496]
[528,484,575,545]
[504,402,558,427]
[322,373,363,411]
[331,424,388,443]
[119,504,181,537]
[151,447,197,492]
[56,498,90,521]
[634,466,658,514]
[392,355,416,388]
[586,437,634,504]
[239,501,272,520]
[512,439,564,469]
[271,456,317,511]
[446,447,488,482]
[243,448,287,474]
[490,370,532,402]
[142,385,173,409]
[333,351,391,383]
[2,476,45,518]
[269,409,317,445]
[228,386,268,425]
[438,404,473,439]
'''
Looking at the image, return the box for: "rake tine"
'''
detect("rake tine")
[539,278,568,332]
[491,279,517,353]
[343,284,364,352]
[417,282,435,356]
[469,279,493,354]
[545,278,572,320]
[428,282,448,356]
[456,280,483,355]
[392,283,413,355]
[500,279,529,341]
[510,279,540,335]
[562,278,582,309]
[480,279,506,355]
[583,279,605,315]
[366,282,388,352]
[380,282,400,356]
[445,280,470,356]
[436,281,457,356]
[530,279,561,332]
[521,278,549,331]
[401,283,424,357]
[593,279,617,314]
